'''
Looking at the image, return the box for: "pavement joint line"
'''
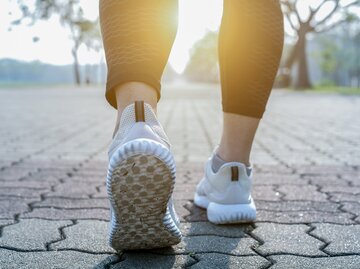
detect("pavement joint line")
[0,213,20,238]
[265,121,343,165]
[185,253,200,268]
[149,251,261,258]
[337,204,358,222]
[254,139,293,172]
[0,245,114,255]
[32,206,110,210]
[271,184,286,201]
[163,100,179,130]
[0,119,100,171]
[305,224,330,256]
[100,255,123,269]
[180,234,253,239]
[313,184,332,202]
[20,217,110,221]
[266,253,360,258]
[245,227,275,268]
[46,219,77,251]
[0,88,359,267]
[191,101,214,151]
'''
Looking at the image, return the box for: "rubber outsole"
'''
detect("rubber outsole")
[194,193,256,224]
[106,139,181,251]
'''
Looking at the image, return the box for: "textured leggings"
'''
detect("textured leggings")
[99,0,284,118]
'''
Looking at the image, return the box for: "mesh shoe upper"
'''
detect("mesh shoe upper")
[108,102,171,159]
[196,149,253,205]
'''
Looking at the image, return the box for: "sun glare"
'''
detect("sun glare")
[169,0,223,74]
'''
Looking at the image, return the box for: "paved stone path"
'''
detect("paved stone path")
[0,83,359,268]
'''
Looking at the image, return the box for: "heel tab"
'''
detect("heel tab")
[134,100,145,122]
[231,166,239,181]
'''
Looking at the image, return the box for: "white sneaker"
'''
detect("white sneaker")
[106,101,181,250]
[194,148,256,224]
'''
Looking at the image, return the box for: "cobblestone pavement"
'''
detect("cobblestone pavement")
[0,83,359,268]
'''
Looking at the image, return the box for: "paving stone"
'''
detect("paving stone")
[173,200,190,222]
[321,185,360,195]
[0,167,35,180]
[92,185,108,198]
[330,193,360,203]
[180,222,251,237]
[0,180,53,189]
[252,223,325,256]
[33,197,109,209]
[22,172,62,183]
[293,165,355,175]
[304,175,350,186]
[93,255,121,269]
[173,184,197,200]
[1,83,360,267]
[111,253,196,269]
[183,201,207,222]
[270,255,360,269]
[311,224,360,254]
[63,175,105,183]
[191,253,270,269]
[0,219,71,250]
[256,165,294,174]
[46,181,99,198]
[0,248,110,269]
[0,187,48,198]
[21,208,109,220]
[153,235,258,255]
[252,185,282,201]
[277,185,328,201]
[256,200,339,212]
[340,171,360,186]
[0,219,15,227]
[341,202,360,219]
[0,199,31,219]
[50,220,114,253]
[253,174,305,185]
[256,210,354,224]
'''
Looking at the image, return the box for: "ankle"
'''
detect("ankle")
[113,82,158,137]
[216,145,251,167]
[115,82,157,115]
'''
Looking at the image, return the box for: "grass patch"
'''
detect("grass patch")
[309,85,360,95]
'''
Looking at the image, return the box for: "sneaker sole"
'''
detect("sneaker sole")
[194,193,256,224]
[107,139,181,250]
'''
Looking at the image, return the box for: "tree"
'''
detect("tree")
[10,0,101,85]
[183,31,219,83]
[281,0,359,89]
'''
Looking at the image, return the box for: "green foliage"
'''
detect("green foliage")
[313,37,339,77]
[312,85,360,95]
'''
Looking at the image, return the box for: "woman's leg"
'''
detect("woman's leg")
[216,0,284,165]
[99,0,178,133]
[99,0,182,250]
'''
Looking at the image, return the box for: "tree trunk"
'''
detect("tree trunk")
[72,47,81,85]
[295,33,312,89]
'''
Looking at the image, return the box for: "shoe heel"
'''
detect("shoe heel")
[207,198,256,224]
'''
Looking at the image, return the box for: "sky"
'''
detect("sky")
[0,0,223,73]
[0,0,358,74]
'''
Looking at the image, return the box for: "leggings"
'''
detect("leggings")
[99,0,284,119]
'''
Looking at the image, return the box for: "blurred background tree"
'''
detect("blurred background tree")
[281,0,359,89]
[2,0,359,89]
[183,31,219,83]
[10,0,101,85]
